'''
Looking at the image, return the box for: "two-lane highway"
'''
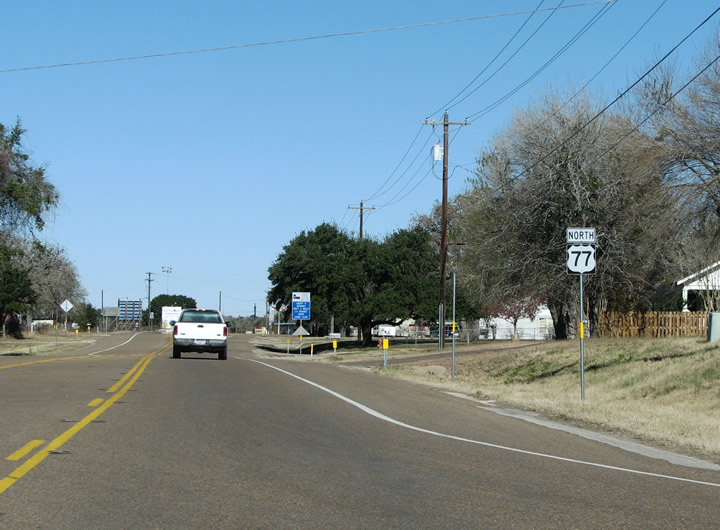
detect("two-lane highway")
[1,332,718,527]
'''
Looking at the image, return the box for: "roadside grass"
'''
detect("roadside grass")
[333,337,720,462]
[0,334,89,356]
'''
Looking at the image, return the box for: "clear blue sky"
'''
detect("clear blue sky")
[2,1,718,316]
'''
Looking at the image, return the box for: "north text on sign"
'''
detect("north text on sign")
[566,227,596,244]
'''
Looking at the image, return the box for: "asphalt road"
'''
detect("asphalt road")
[1,332,718,528]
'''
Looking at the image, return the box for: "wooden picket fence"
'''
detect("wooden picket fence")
[598,311,708,338]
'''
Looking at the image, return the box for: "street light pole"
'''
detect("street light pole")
[162,266,172,294]
[145,272,155,330]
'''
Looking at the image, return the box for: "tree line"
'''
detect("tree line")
[267,224,475,346]
[269,32,720,340]
[0,120,89,336]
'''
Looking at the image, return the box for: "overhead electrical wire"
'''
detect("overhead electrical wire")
[427,0,550,118]
[465,0,615,121]
[0,1,616,74]
[537,0,667,126]
[590,52,720,169]
[373,0,612,215]
[492,5,720,191]
[366,130,435,203]
[366,2,566,211]
[451,0,667,171]
[377,167,434,209]
[362,124,427,203]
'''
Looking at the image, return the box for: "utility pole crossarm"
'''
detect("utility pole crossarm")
[422,119,472,126]
[348,201,376,240]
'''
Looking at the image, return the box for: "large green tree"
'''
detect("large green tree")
[268,223,440,345]
[0,120,61,333]
[69,303,102,331]
[0,244,35,336]
[268,223,358,336]
[148,294,197,326]
[1,120,58,236]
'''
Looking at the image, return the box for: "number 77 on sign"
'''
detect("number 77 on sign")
[566,244,596,275]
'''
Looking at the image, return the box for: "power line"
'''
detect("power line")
[539,0,667,125]
[363,124,428,203]
[483,5,720,195]
[427,0,551,118]
[466,0,615,120]
[434,0,567,118]
[372,0,612,214]
[0,2,616,74]
[511,5,720,181]
[591,52,720,167]
[451,0,667,171]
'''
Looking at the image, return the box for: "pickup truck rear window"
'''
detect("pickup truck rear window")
[179,311,223,323]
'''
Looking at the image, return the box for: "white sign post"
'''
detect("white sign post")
[59,299,73,333]
[567,229,597,401]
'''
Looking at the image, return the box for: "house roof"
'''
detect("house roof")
[676,260,720,287]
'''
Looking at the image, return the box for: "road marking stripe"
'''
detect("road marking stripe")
[106,341,170,393]
[6,440,45,462]
[88,398,104,407]
[0,356,89,371]
[243,358,720,489]
[0,353,155,496]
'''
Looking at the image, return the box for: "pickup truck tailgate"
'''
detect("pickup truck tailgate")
[175,323,226,340]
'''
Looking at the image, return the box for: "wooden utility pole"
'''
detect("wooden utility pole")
[423,112,470,348]
[348,201,376,239]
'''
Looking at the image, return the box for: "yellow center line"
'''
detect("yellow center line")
[0,351,157,495]
[106,341,170,393]
[88,398,104,407]
[6,440,45,462]
[0,356,92,370]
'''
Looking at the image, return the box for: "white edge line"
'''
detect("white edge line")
[241,357,720,489]
[88,332,144,356]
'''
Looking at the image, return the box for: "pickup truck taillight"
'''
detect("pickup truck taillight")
[223,325,228,336]
[173,324,178,336]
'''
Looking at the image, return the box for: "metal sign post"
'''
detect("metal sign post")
[438,303,443,351]
[452,272,456,382]
[579,272,585,401]
[567,228,597,401]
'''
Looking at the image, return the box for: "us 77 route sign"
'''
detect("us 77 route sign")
[567,244,596,275]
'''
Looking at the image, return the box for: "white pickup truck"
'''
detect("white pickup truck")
[171,308,228,360]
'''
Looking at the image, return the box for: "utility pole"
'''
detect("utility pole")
[145,272,155,330]
[348,201,376,239]
[423,112,470,348]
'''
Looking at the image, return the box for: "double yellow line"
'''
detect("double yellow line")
[1,344,169,495]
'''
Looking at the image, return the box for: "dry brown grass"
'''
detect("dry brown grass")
[0,334,88,356]
[336,337,720,463]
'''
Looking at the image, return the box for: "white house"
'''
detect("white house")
[482,305,555,340]
[676,261,720,312]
